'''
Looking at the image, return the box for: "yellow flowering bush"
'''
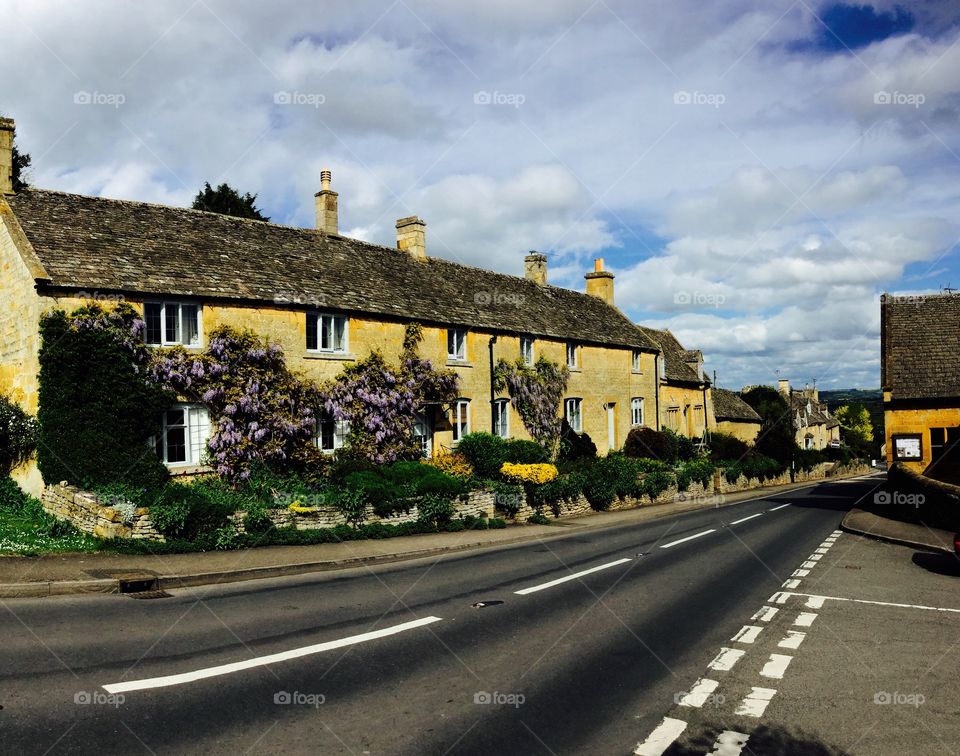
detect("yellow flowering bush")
[500,462,558,485]
[422,452,474,479]
[288,501,319,513]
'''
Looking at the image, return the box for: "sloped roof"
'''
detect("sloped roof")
[882,292,960,400]
[637,327,705,384]
[6,189,658,352]
[712,388,762,422]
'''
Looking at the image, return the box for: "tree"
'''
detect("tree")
[835,403,873,455]
[191,182,269,221]
[741,385,797,464]
[12,145,31,191]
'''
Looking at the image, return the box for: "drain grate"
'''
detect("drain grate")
[117,573,160,594]
[127,589,173,600]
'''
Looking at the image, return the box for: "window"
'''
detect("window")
[493,399,510,438]
[144,302,201,346]
[632,350,642,373]
[566,343,579,369]
[631,397,644,427]
[564,398,582,433]
[447,328,467,361]
[521,337,535,366]
[315,412,349,453]
[154,405,210,466]
[306,313,348,353]
[451,400,470,442]
[414,411,433,458]
[658,356,666,379]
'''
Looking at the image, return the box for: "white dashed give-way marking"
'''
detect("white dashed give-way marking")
[782,579,802,589]
[634,716,687,755]
[735,687,778,718]
[678,677,719,708]
[731,625,763,644]
[513,557,631,595]
[778,630,806,649]
[794,612,818,627]
[752,606,779,622]
[102,615,443,694]
[708,647,745,672]
[760,653,793,680]
[660,529,716,549]
[707,730,750,755]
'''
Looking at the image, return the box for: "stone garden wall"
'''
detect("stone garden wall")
[41,483,164,541]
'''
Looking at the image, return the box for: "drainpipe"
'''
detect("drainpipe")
[653,353,661,431]
[489,335,498,433]
[702,383,709,441]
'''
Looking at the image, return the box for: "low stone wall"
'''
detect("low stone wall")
[41,483,164,541]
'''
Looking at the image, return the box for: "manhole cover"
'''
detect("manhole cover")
[472,600,505,608]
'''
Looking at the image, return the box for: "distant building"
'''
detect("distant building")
[777,379,839,451]
[881,292,960,476]
[712,388,762,443]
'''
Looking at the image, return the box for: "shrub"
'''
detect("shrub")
[676,459,715,491]
[725,453,786,484]
[423,452,474,479]
[491,480,525,516]
[579,462,617,510]
[503,439,551,464]
[557,419,597,463]
[624,427,676,462]
[500,462,558,485]
[328,487,367,527]
[528,512,551,525]
[642,469,674,500]
[0,476,33,511]
[418,494,455,527]
[455,432,507,479]
[149,482,234,543]
[342,461,468,518]
[795,448,825,472]
[0,396,38,476]
[709,433,750,462]
[530,473,583,510]
[664,428,697,462]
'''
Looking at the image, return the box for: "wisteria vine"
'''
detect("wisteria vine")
[493,357,569,455]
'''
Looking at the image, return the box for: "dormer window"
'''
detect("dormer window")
[144,302,201,346]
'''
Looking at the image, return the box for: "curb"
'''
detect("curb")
[841,508,954,555]
[2,469,879,598]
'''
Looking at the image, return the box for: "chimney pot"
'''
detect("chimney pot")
[0,117,14,196]
[594,258,604,272]
[396,216,427,260]
[778,378,790,396]
[524,251,547,285]
[314,169,338,235]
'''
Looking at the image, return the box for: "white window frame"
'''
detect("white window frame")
[565,398,582,433]
[414,411,434,458]
[566,343,579,369]
[155,404,210,467]
[448,327,467,361]
[315,413,349,454]
[144,301,202,347]
[521,337,535,366]
[307,312,349,353]
[631,397,644,427]
[451,399,471,442]
[493,399,510,439]
[632,350,642,373]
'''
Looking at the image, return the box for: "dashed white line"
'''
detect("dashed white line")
[769,503,791,511]
[801,561,818,569]
[707,730,750,755]
[634,716,687,756]
[752,606,779,622]
[807,554,823,561]
[678,677,720,708]
[731,625,763,644]
[708,647,745,672]
[514,557,632,595]
[102,615,444,694]
[735,687,777,717]
[791,569,810,578]
[778,630,806,649]
[730,513,763,525]
[782,579,802,589]
[660,529,716,549]
[760,653,793,679]
[805,596,826,609]
[794,612,818,627]
[814,548,830,555]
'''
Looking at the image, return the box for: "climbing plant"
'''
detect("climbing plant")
[493,357,569,456]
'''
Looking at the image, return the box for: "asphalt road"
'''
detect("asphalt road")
[1,475,887,755]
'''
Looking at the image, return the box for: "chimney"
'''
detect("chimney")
[314,169,338,234]
[396,216,426,260]
[684,350,703,380]
[585,258,615,306]
[0,118,14,195]
[524,251,547,285]
[778,378,790,396]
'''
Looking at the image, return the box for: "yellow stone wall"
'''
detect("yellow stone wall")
[716,419,761,444]
[884,405,960,473]
[659,383,710,439]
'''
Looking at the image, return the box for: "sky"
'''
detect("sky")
[3,0,959,390]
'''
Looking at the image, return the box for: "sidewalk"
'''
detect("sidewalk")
[842,507,956,554]
[0,471,879,598]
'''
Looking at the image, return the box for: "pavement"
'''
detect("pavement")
[842,507,956,554]
[4,474,930,755]
[0,471,880,598]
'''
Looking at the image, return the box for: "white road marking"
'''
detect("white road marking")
[678,677,720,708]
[791,569,810,578]
[735,687,777,718]
[778,630,806,649]
[805,596,826,609]
[807,554,823,561]
[634,717,687,756]
[801,561,818,569]
[831,530,842,536]
[769,503,791,511]
[782,579,801,589]
[730,513,763,525]
[760,654,793,679]
[814,548,830,555]
[660,529,716,549]
[794,612,818,627]
[731,625,763,644]
[707,730,750,755]
[708,647,745,671]
[789,592,960,614]
[768,591,790,604]
[102,616,443,694]
[752,606,779,622]
[514,558,632,595]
